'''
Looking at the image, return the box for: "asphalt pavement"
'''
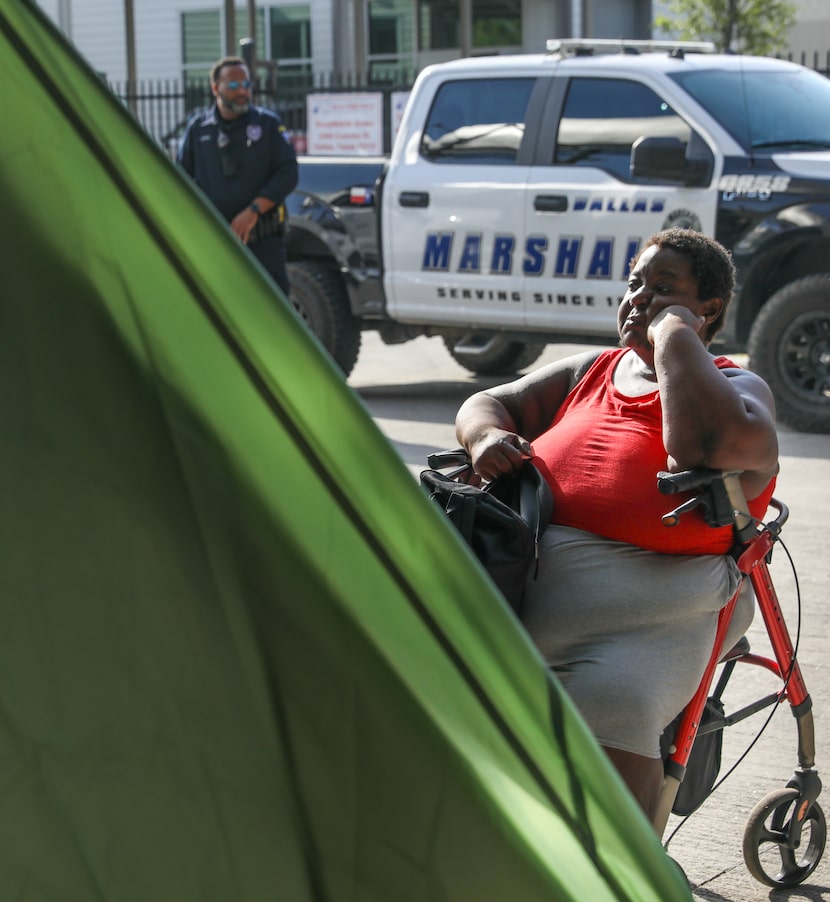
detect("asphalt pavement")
[350,331,830,902]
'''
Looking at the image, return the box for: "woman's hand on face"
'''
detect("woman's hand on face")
[621,245,716,355]
[647,304,706,346]
[470,431,533,482]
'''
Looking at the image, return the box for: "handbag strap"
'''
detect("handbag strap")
[443,490,477,545]
[515,462,553,546]
[426,448,554,555]
[426,448,480,486]
[426,448,470,469]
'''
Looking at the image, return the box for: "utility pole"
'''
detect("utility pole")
[57,0,72,38]
[124,0,137,114]
[224,0,235,56]
[353,0,367,84]
[459,0,472,57]
[246,0,257,61]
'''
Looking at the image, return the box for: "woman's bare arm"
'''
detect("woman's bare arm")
[455,350,601,481]
[651,309,779,499]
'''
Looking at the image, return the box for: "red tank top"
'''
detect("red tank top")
[531,348,776,554]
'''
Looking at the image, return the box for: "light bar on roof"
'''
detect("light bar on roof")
[546,39,717,56]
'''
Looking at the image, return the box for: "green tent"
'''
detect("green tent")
[0,2,690,899]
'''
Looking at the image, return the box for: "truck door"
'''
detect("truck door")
[382,76,537,328]
[523,75,719,339]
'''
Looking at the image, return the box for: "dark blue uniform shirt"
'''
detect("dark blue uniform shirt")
[177,105,298,224]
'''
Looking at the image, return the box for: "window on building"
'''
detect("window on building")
[181,6,310,87]
[368,0,414,82]
[555,77,692,181]
[182,10,221,88]
[181,8,264,85]
[473,0,521,48]
[419,0,458,51]
[234,7,267,60]
[270,5,312,84]
[420,77,535,164]
[418,0,520,52]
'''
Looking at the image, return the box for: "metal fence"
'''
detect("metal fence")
[111,71,417,157]
[781,49,830,74]
[114,53,830,158]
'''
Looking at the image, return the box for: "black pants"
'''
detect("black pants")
[249,234,289,298]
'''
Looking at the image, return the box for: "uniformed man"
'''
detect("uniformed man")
[178,56,299,296]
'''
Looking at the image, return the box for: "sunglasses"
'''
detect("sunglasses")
[224,79,252,90]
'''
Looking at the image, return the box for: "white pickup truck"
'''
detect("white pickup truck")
[285,39,830,433]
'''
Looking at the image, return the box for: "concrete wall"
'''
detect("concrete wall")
[788,0,830,66]
[34,0,830,83]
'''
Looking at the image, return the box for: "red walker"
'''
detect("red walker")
[654,468,824,888]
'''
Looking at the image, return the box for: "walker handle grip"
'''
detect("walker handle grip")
[656,467,723,495]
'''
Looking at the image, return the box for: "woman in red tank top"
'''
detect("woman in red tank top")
[455,228,779,824]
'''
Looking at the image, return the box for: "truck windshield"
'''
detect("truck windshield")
[670,66,830,152]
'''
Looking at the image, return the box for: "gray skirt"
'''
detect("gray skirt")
[522,525,752,758]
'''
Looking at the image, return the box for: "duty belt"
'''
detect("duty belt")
[250,205,286,243]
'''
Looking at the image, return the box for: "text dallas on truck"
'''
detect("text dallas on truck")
[284,39,830,433]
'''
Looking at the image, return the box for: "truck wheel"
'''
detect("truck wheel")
[442,333,546,376]
[288,260,362,377]
[747,274,830,433]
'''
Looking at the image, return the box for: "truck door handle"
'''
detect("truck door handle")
[399,191,430,208]
[534,195,568,212]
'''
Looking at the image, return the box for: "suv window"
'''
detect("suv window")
[555,77,692,181]
[420,77,535,164]
[670,67,830,152]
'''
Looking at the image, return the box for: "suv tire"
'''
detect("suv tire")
[442,333,546,375]
[288,260,362,377]
[748,274,830,433]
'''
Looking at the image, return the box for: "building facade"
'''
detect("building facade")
[34,0,654,86]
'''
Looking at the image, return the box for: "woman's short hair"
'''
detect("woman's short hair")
[636,228,736,341]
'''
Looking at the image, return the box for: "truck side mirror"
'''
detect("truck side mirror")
[630,136,710,187]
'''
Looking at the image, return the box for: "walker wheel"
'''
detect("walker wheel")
[742,787,826,887]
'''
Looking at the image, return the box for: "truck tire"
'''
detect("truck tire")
[442,333,546,376]
[288,260,362,377]
[747,274,830,433]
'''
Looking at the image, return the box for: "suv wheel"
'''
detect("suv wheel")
[288,261,362,377]
[442,333,545,375]
[748,274,830,433]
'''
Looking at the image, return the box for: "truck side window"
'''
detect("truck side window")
[420,77,535,164]
[555,77,692,182]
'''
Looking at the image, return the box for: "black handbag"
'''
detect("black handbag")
[420,449,553,614]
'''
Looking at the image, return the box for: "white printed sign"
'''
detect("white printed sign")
[391,90,411,145]
[306,92,383,156]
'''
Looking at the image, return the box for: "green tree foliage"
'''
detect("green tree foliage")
[655,0,796,56]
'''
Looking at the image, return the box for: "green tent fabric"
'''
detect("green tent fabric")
[0,2,691,899]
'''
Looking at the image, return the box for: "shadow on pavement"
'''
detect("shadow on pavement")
[777,431,830,461]
[354,377,503,400]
